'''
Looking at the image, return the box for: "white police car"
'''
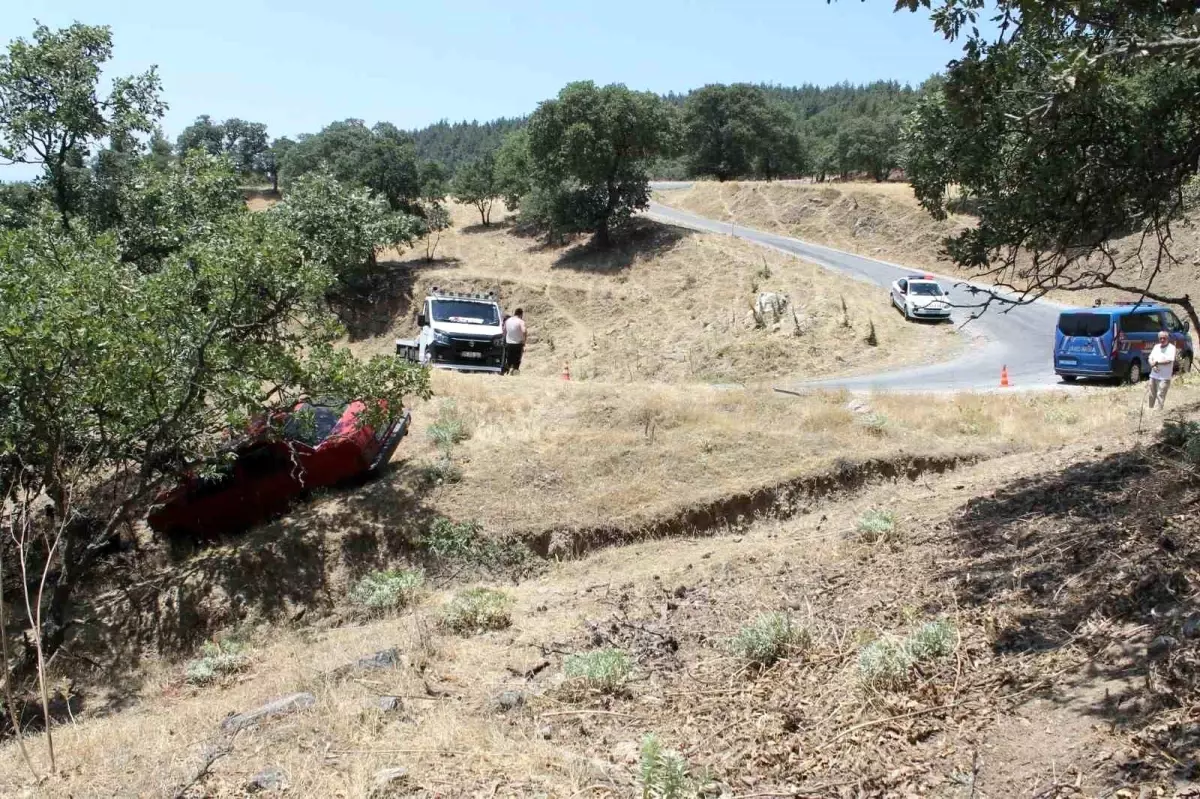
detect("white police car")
[890,274,951,321]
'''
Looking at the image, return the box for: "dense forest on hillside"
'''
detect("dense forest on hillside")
[406,80,924,181]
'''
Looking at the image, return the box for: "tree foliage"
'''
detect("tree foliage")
[0,23,165,227]
[526,81,676,246]
[682,84,806,180]
[278,120,423,212]
[494,129,533,211]
[895,0,1200,326]
[451,153,499,225]
[0,22,432,677]
[271,169,424,284]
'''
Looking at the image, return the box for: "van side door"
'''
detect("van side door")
[1121,311,1165,366]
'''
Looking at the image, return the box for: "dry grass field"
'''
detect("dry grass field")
[7,415,1198,797]
[343,202,961,385]
[654,181,1200,310]
[3,193,1199,797]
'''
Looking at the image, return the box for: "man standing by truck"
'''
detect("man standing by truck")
[1147,329,1177,410]
[502,308,527,375]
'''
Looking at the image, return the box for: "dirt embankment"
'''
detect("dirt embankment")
[10,423,1199,797]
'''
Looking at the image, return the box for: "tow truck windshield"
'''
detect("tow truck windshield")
[431,299,500,326]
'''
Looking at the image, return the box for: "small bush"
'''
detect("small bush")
[349,568,423,613]
[855,412,889,436]
[441,587,512,634]
[426,401,470,453]
[857,637,914,689]
[1163,419,1200,464]
[864,319,878,347]
[855,509,898,543]
[420,517,531,569]
[564,648,631,693]
[419,457,463,485]
[858,619,958,690]
[640,733,694,799]
[907,618,958,660]
[730,612,811,666]
[185,640,249,686]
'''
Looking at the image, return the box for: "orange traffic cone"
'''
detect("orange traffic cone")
[561,362,571,381]
[1000,365,1010,388]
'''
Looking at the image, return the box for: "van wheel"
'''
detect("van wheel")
[1061,375,1077,383]
[1126,360,1142,385]
[1180,353,1194,374]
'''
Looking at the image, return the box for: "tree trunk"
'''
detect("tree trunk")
[595,217,611,249]
[271,171,279,193]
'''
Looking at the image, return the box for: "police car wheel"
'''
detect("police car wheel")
[1126,360,1142,385]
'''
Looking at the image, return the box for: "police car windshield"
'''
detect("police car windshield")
[910,282,944,296]
[431,300,499,325]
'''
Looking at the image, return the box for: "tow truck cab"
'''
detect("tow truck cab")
[395,288,506,373]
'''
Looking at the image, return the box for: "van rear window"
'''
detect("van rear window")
[1057,313,1111,337]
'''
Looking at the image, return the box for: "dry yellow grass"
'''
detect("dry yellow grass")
[654,180,1200,309]
[403,373,1199,534]
[5,193,1195,796]
[1,428,1184,798]
[346,202,961,385]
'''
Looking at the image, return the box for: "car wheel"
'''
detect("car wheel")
[903,305,911,321]
[1061,375,1078,383]
[1126,359,1142,385]
[1179,352,1194,374]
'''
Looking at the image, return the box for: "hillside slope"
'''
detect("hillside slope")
[655,181,1200,310]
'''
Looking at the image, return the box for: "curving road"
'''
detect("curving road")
[647,184,1072,393]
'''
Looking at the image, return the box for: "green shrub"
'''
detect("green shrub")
[185,640,249,686]
[858,618,959,690]
[441,587,512,634]
[906,619,958,660]
[1163,419,1200,464]
[420,517,531,569]
[564,648,631,693]
[419,456,463,485]
[348,568,423,613]
[426,401,470,453]
[729,612,811,666]
[855,509,897,543]
[857,637,914,689]
[856,412,889,435]
[639,733,695,799]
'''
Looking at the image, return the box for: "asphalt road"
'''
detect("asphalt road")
[646,184,1070,392]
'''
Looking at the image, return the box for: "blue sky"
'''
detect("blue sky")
[2,1,965,178]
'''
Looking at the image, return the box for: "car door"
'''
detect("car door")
[1164,309,1191,355]
[892,279,907,308]
[1121,311,1164,367]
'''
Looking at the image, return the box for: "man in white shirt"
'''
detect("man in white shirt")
[502,308,527,375]
[1147,330,1176,410]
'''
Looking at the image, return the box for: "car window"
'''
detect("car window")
[240,444,288,477]
[1057,312,1111,337]
[284,404,345,445]
[430,299,499,325]
[1165,311,1185,332]
[910,282,944,296]
[1120,311,1163,334]
[898,279,907,293]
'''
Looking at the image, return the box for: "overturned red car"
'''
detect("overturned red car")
[148,399,411,540]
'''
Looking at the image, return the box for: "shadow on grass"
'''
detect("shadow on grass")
[943,404,1200,780]
[551,218,693,274]
[461,217,514,235]
[329,257,462,341]
[56,459,444,714]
